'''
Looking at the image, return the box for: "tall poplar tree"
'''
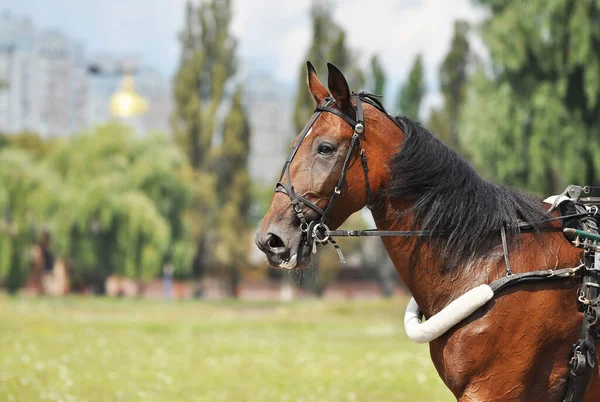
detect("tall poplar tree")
[211,87,251,297]
[172,0,237,170]
[369,55,386,95]
[396,54,425,120]
[171,0,250,286]
[428,21,470,151]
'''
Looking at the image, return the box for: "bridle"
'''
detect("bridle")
[275,91,403,261]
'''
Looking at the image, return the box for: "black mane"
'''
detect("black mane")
[388,116,549,270]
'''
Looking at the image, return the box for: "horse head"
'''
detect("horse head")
[255,62,403,270]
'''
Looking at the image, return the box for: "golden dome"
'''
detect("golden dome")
[109,75,148,117]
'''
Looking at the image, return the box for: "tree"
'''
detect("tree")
[369,55,386,95]
[0,122,198,293]
[461,1,600,194]
[0,148,58,292]
[171,0,237,170]
[171,0,249,289]
[44,123,195,288]
[427,21,471,151]
[211,87,251,297]
[293,0,365,133]
[396,54,425,120]
[171,2,204,170]
[0,132,9,149]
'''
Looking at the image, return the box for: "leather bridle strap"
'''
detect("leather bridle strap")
[274,93,373,241]
[275,99,333,231]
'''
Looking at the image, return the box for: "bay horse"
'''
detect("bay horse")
[255,62,600,401]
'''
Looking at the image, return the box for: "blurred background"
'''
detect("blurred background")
[0,0,598,401]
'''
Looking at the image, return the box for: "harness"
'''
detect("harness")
[559,187,600,402]
[275,91,600,401]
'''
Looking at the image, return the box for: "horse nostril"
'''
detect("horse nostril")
[267,233,285,251]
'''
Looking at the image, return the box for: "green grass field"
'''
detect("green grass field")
[0,295,453,402]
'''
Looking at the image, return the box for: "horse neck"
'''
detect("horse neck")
[370,201,496,318]
[360,111,499,316]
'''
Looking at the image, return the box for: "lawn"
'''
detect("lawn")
[0,295,453,402]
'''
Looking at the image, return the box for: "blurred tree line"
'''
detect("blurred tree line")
[0,126,195,292]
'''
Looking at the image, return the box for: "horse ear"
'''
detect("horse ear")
[327,63,352,111]
[307,61,329,104]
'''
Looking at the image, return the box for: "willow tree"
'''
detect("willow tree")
[0,149,58,292]
[45,123,195,288]
[293,0,364,133]
[461,1,600,194]
[0,124,195,292]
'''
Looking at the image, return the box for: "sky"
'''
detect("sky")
[1,0,487,114]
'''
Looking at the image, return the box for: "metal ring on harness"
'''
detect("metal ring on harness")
[312,223,330,243]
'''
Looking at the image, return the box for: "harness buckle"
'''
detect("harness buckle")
[569,346,587,376]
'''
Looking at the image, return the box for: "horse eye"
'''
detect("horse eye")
[318,144,334,155]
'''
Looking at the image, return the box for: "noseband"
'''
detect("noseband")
[275,92,403,260]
